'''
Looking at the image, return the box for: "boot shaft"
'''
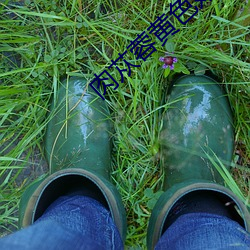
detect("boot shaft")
[160,75,234,189]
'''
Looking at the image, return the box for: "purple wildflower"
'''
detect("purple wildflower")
[159,53,177,70]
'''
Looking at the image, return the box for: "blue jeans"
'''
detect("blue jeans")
[0,196,249,249]
[0,196,123,250]
[156,213,250,250]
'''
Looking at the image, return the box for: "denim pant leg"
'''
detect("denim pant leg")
[155,213,250,250]
[0,196,123,250]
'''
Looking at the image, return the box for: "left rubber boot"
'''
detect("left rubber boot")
[147,75,250,250]
[19,77,127,242]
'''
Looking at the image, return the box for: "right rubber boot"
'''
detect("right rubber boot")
[147,75,250,250]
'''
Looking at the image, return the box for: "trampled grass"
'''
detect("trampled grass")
[0,0,249,248]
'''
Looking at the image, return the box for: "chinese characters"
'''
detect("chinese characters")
[89,0,211,100]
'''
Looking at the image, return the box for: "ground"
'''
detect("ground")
[0,0,249,248]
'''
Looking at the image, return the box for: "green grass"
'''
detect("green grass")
[0,0,250,248]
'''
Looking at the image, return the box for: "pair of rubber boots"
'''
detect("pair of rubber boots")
[19,75,250,249]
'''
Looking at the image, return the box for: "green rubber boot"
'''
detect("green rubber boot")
[147,75,250,249]
[19,77,127,242]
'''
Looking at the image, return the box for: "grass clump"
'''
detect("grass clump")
[0,0,249,248]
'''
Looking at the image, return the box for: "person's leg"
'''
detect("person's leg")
[0,195,123,250]
[147,75,250,249]
[17,77,126,249]
[155,213,250,250]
